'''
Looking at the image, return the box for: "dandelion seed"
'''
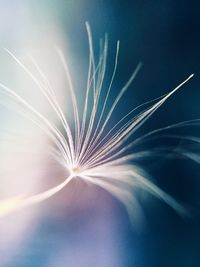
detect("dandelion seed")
[0,23,198,223]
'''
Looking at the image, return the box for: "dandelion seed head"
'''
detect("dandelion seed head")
[0,23,198,224]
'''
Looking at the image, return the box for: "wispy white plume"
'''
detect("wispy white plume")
[0,23,198,223]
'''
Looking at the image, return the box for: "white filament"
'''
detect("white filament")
[0,23,198,222]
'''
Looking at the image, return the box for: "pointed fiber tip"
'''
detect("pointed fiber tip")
[185,73,194,83]
[136,61,143,71]
[85,21,90,30]
[3,47,10,54]
[139,61,143,67]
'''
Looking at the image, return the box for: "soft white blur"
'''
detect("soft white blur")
[0,2,125,266]
[0,2,68,265]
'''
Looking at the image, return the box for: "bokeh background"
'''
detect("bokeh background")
[0,1,200,266]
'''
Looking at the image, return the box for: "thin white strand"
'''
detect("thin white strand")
[76,38,104,160]
[0,175,74,217]
[85,62,142,159]
[79,174,140,221]
[0,90,70,164]
[56,48,80,161]
[0,83,71,162]
[78,37,108,162]
[97,120,200,164]
[82,41,120,160]
[85,22,96,97]
[4,48,72,161]
[83,106,162,168]
[83,93,169,164]
[82,104,158,168]
[76,51,103,161]
[85,75,194,167]
[28,55,75,162]
[0,101,70,167]
[130,170,188,216]
[76,29,94,163]
[132,119,200,147]
[82,106,150,167]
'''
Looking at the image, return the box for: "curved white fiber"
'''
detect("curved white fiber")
[0,82,70,162]
[0,175,74,217]
[28,54,75,163]
[83,75,194,168]
[56,47,80,163]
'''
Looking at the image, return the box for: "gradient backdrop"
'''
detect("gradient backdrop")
[0,1,200,267]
